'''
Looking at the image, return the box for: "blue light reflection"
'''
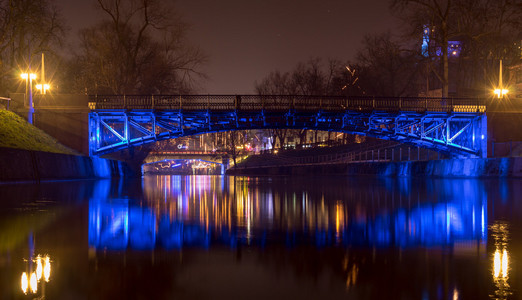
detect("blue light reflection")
[88,177,487,250]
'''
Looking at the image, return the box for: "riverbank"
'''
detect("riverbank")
[0,147,133,182]
[0,110,134,181]
[226,157,522,177]
[0,109,79,155]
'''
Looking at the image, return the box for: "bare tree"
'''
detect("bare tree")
[392,0,521,97]
[356,32,421,96]
[452,0,521,94]
[255,58,359,148]
[0,0,66,94]
[70,0,206,94]
[392,0,454,97]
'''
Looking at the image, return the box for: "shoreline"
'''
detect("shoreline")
[226,157,522,178]
[0,147,134,182]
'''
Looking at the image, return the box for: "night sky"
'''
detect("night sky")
[57,0,398,94]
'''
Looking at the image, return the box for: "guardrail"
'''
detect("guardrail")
[237,143,445,169]
[293,146,443,164]
[0,97,11,110]
[88,95,487,113]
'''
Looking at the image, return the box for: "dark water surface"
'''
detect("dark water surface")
[1,176,521,299]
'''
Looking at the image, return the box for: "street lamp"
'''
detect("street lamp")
[35,83,50,94]
[36,53,50,94]
[494,88,509,99]
[494,59,509,99]
[21,72,36,124]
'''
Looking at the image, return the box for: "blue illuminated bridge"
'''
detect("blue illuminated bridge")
[88,95,488,158]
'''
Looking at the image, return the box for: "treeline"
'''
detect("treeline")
[0,0,519,98]
[252,0,521,152]
[256,0,521,98]
[0,0,206,96]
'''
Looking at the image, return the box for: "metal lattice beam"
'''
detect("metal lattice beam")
[88,95,488,158]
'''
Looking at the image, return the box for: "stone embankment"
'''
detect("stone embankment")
[226,157,522,178]
[0,147,133,182]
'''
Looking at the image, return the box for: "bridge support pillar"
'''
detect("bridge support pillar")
[88,113,100,157]
[476,115,488,158]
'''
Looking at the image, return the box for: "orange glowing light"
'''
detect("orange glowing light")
[21,272,28,294]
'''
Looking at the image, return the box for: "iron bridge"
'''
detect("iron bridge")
[88,95,488,158]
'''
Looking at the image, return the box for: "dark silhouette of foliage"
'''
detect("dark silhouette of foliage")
[67,0,206,95]
[0,0,66,95]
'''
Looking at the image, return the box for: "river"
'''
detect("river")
[0,175,521,299]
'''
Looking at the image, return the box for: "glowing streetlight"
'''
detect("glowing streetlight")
[494,59,508,99]
[20,73,35,80]
[21,72,37,124]
[494,88,508,98]
[37,53,50,94]
[35,83,50,94]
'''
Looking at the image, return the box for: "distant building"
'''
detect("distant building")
[420,25,462,97]
[421,25,462,58]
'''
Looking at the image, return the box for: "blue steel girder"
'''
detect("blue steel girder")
[88,95,488,158]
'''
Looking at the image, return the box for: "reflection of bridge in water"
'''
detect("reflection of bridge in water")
[89,176,487,250]
[88,95,487,158]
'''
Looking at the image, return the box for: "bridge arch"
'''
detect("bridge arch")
[88,95,487,158]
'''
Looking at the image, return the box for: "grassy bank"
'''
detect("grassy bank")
[0,110,78,155]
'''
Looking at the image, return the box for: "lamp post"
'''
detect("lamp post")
[494,59,509,99]
[21,72,37,124]
[35,53,50,94]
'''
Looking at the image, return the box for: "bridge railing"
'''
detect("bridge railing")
[88,95,487,113]
[238,143,446,169]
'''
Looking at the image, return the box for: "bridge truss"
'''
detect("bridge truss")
[88,95,487,158]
